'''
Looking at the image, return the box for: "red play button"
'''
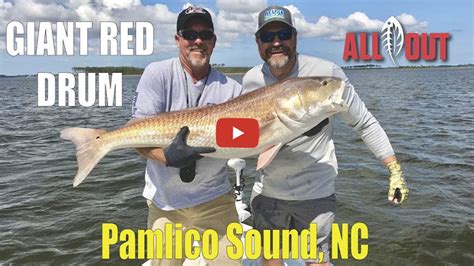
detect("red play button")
[216,118,259,148]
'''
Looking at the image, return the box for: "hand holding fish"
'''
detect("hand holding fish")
[164,126,216,168]
[387,161,409,205]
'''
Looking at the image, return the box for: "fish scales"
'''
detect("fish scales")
[60,77,347,186]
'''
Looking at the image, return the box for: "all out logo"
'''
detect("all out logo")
[343,16,450,65]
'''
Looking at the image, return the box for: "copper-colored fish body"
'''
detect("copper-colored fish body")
[61,77,347,186]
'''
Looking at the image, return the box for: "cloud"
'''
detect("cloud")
[0,0,179,54]
[396,13,428,32]
[101,0,141,10]
[216,11,257,34]
[0,0,12,49]
[217,4,429,44]
[0,0,431,54]
[0,0,12,7]
[74,4,113,23]
[5,0,76,21]
[286,5,428,41]
[182,1,263,47]
[216,0,267,13]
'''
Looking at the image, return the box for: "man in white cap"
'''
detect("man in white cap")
[243,6,409,266]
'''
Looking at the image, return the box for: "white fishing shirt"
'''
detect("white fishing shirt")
[242,54,394,200]
[132,58,242,210]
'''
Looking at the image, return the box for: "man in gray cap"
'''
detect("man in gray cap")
[133,5,242,266]
[243,6,409,266]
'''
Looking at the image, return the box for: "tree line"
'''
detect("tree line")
[72,66,252,74]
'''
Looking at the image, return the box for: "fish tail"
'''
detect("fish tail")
[60,127,108,187]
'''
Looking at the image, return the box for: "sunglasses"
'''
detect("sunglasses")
[179,30,215,41]
[258,28,294,43]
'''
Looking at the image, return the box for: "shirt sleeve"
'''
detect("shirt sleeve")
[131,63,165,119]
[232,81,243,98]
[242,66,264,94]
[334,65,395,160]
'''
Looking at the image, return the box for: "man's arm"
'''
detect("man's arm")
[343,93,409,205]
[334,66,409,205]
[131,63,168,164]
[382,155,397,165]
[339,84,409,205]
[136,148,166,164]
[338,80,395,160]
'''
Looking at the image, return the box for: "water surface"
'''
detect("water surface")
[0,68,472,265]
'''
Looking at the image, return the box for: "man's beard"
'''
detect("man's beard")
[268,54,289,68]
[189,56,207,67]
[188,46,209,68]
[266,46,291,68]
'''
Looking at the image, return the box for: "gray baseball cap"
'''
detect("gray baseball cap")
[256,6,295,35]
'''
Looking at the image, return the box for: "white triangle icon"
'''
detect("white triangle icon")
[232,127,244,140]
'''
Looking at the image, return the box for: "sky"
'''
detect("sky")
[0,0,473,75]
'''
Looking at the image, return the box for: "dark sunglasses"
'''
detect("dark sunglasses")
[258,28,294,43]
[179,30,215,41]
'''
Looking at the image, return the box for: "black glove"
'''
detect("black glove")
[179,162,197,183]
[164,126,216,181]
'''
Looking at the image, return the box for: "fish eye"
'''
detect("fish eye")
[321,80,328,86]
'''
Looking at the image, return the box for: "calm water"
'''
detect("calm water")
[0,68,473,265]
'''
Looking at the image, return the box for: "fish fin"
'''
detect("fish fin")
[256,143,283,171]
[60,128,108,187]
[125,117,146,126]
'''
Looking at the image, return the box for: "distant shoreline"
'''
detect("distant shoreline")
[341,64,474,70]
[1,64,473,77]
[343,65,474,71]
[70,66,252,75]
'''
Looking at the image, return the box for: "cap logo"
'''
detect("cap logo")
[185,6,206,14]
[264,9,285,21]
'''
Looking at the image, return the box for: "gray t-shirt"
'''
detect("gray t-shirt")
[133,57,242,210]
[243,54,394,200]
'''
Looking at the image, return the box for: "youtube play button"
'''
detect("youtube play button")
[233,127,244,139]
[216,118,259,148]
